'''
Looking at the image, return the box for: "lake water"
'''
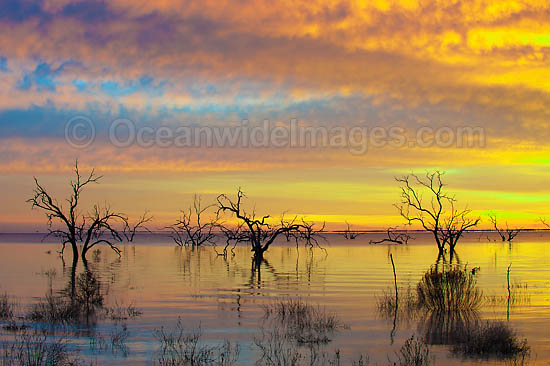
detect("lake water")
[0,232,549,365]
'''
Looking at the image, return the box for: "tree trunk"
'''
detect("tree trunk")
[81,247,88,262]
[252,247,265,263]
[69,255,78,300]
[70,238,79,269]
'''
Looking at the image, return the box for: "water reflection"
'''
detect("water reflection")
[417,310,479,346]
[0,232,549,365]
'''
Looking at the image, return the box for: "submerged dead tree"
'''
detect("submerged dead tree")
[168,195,219,247]
[298,219,326,249]
[216,221,248,256]
[488,213,521,242]
[28,161,151,263]
[395,171,480,256]
[343,221,361,240]
[216,188,324,263]
[370,227,413,245]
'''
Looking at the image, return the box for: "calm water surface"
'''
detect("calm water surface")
[0,232,549,365]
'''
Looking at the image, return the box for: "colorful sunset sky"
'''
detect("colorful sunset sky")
[1,0,549,232]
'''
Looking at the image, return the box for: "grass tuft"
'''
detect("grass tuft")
[154,318,239,366]
[416,266,482,312]
[0,293,14,320]
[0,331,80,366]
[255,326,342,366]
[28,269,142,327]
[452,321,530,360]
[377,286,419,321]
[263,299,344,344]
[392,335,432,366]
[27,293,82,324]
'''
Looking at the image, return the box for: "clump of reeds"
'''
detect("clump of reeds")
[0,293,14,320]
[110,323,129,357]
[28,270,142,331]
[0,331,80,366]
[452,321,530,360]
[27,293,81,324]
[105,301,143,321]
[391,335,432,366]
[484,280,531,307]
[263,299,344,344]
[351,354,369,366]
[73,271,103,316]
[255,326,342,366]
[377,266,482,322]
[27,271,105,324]
[377,289,399,316]
[416,266,482,312]
[254,327,301,366]
[377,286,419,321]
[154,318,239,366]
[89,331,108,354]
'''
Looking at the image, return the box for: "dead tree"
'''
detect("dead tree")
[167,195,219,247]
[79,205,130,259]
[216,221,248,256]
[343,221,361,240]
[298,219,326,249]
[370,227,413,245]
[395,171,479,255]
[279,214,326,248]
[488,213,521,242]
[122,211,152,242]
[541,217,550,230]
[280,213,298,242]
[440,202,480,254]
[216,188,323,262]
[28,161,150,263]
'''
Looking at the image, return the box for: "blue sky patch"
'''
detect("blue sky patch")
[0,57,7,72]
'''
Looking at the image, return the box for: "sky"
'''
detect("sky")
[0,0,549,232]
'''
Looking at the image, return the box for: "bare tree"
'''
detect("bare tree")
[216,221,248,257]
[298,219,326,250]
[216,188,323,262]
[279,214,326,248]
[395,171,479,255]
[370,227,413,245]
[439,202,480,253]
[28,161,151,262]
[541,217,550,230]
[167,195,219,247]
[343,221,361,240]
[488,213,521,242]
[122,211,152,242]
[280,212,296,242]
